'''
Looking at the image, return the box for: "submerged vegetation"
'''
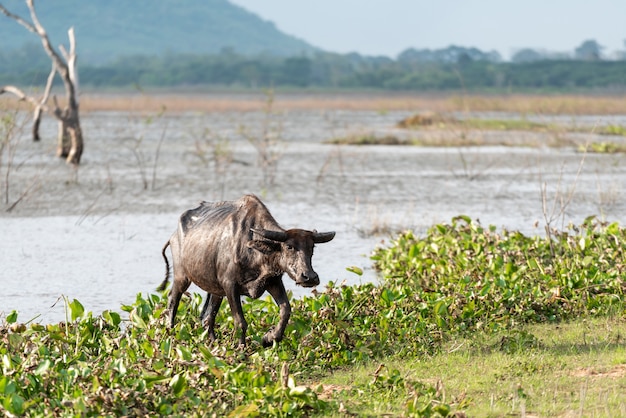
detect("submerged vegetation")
[1,216,625,416]
[328,112,626,150]
[327,133,410,146]
[578,141,626,154]
[397,113,555,132]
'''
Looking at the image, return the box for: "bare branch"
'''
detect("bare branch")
[0,86,39,107]
[66,27,79,104]
[0,3,37,33]
[32,63,56,141]
[1,63,56,142]
[41,63,56,105]
[1,1,69,93]
[21,0,71,90]
[59,44,70,62]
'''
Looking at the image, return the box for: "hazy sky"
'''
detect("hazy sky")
[230,0,625,60]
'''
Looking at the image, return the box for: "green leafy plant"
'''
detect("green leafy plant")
[371,215,625,333]
[2,216,625,416]
[0,293,330,416]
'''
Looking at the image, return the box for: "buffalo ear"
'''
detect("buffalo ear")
[247,239,281,254]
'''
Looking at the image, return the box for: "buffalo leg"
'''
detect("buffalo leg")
[225,287,247,347]
[200,293,223,341]
[262,280,291,347]
[167,275,191,328]
[199,293,212,322]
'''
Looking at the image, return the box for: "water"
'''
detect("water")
[2,108,625,323]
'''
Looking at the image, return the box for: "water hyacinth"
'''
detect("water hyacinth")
[0,293,328,416]
[371,215,626,332]
[1,216,624,416]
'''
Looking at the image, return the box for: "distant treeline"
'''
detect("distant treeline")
[2,44,626,91]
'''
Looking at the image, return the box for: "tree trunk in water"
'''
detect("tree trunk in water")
[55,109,83,165]
[0,1,84,165]
[64,117,83,165]
[56,120,69,158]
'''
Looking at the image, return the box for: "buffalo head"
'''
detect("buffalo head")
[249,228,335,287]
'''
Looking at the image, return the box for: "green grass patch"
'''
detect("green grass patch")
[327,133,409,145]
[326,133,493,147]
[597,125,626,137]
[397,112,556,132]
[459,118,554,131]
[330,115,626,148]
[578,141,626,154]
[1,216,625,416]
[324,318,626,417]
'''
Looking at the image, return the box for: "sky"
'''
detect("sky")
[229,0,626,60]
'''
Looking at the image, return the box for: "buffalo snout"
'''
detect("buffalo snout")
[296,271,320,287]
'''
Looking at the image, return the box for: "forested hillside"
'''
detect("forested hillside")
[1,1,625,92]
[0,0,317,63]
[3,47,626,92]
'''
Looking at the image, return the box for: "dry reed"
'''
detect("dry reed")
[2,91,626,115]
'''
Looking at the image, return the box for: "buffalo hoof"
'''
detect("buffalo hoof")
[262,332,282,347]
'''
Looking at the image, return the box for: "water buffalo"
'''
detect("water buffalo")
[157,194,335,347]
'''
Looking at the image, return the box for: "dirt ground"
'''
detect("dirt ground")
[2,94,626,323]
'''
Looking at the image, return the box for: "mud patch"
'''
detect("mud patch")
[571,365,626,380]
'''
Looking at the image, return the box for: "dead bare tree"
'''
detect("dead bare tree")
[0,0,84,165]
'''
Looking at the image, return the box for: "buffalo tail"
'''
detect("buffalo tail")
[157,240,171,291]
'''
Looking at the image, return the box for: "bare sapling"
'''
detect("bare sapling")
[539,121,597,256]
[150,116,168,192]
[125,107,167,191]
[455,148,492,181]
[316,113,347,185]
[239,90,285,191]
[0,111,20,205]
[316,144,346,185]
[594,170,621,217]
[0,109,40,211]
[539,152,586,256]
[189,126,243,200]
[0,0,84,165]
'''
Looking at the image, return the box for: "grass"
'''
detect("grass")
[4,91,626,114]
[397,112,556,132]
[326,133,536,147]
[597,125,626,136]
[578,141,626,154]
[329,113,626,150]
[320,317,626,416]
[327,133,410,146]
[457,118,554,132]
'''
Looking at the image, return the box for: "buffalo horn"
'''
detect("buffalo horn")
[313,231,336,243]
[251,228,288,242]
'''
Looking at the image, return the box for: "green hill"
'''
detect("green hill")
[0,0,318,63]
